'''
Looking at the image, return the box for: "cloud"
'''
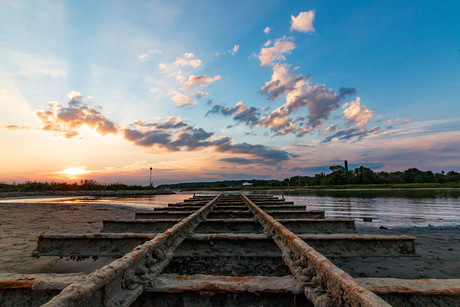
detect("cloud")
[321,126,380,143]
[124,119,291,162]
[318,124,338,134]
[168,90,197,107]
[138,49,162,61]
[206,101,261,126]
[260,64,356,131]
[258,36,295,66]
[216,44,240,56]
[342,97,374,128]
[290,11,315,32]
[32,93,293,164]
[35,91,118,138]
[173,53,202,68]
[220,157,264,165]
[184,74,221,90]
[230,44,239,55]
[261,63,309,99]
[216,142,291,162]
[5,125,32,130]
[264,27,271,34]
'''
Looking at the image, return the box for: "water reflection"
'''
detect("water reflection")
[1,190,459,228]
[251,189,460,228]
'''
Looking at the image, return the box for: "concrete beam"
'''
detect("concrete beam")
[101,218,356,234]
[3,273,458,307]
[135,210,325,220]
[34,233,413,258]
[357,278,460,306]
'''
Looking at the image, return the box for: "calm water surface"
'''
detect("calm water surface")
[1,189,459,228]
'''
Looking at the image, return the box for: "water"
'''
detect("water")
[250,189,460,228]
[1,189,459,228]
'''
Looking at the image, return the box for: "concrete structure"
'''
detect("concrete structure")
[1,194,459,306]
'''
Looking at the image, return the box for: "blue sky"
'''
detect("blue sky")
[0,0,459,184]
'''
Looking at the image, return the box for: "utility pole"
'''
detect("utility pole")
[149,167,153,187]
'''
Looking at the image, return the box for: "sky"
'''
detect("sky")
[0,0,459,185]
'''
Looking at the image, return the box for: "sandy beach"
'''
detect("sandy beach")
[0,198,459,279]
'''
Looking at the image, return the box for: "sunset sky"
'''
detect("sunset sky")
[1,0,459,185]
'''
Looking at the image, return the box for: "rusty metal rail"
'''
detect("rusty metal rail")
[240,193,390,306]
[41,194,222,306]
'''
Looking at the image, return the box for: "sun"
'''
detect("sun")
[56,166,90,178]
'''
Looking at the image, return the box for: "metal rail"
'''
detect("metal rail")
[240,193,390,307]
[41,194,222,307]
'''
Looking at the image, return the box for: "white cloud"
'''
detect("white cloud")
[230,44,239,55]
[138,49,162,61]
[169,90,197,107]
[258,36,295,66]
[342,97,374,128]
[290,11,315,32]
[264,27,271,34]
[173,54,202,68]
[184,75,221,90]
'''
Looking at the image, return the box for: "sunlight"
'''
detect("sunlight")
[56,166,90,178]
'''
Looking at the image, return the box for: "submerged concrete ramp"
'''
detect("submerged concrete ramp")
[2,193,459,306]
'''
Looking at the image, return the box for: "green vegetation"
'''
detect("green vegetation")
[0,179,155,192]
[2,167,459,192]
[171,167,460,190]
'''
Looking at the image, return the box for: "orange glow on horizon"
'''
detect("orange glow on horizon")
[56,166,90,179]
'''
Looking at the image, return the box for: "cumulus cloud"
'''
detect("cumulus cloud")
[264,27,271,34]
[342,97,374,128]
[261,63,309,99]
[260,64,356,131]
[173,53,202,68]
[35,91,118,138]
[138,49,162,61]
[184,74,221,90]
[168,90,197,107]
[290,11,315,32]
[206,101,260,126]
[258,36,295,66]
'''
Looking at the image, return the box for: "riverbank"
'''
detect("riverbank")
[0,189,175,198]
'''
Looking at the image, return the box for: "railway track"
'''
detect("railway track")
[1,193,459,306]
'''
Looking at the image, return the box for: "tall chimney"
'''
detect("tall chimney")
[344,160,348,171]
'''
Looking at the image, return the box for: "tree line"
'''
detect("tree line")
[256,166,460,187]
[0,179,154,192]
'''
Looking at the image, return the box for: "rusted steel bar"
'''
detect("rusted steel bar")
[147,273,302,294]
[240,192,390,307]
[41,194,222,307]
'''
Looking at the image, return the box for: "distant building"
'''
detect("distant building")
[242,182,253,186]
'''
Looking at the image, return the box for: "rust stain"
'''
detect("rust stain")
[0,280,41,289]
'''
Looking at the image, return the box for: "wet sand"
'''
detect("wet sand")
[0,200,459,279]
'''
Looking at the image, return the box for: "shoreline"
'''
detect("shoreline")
[0,189,175,199]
